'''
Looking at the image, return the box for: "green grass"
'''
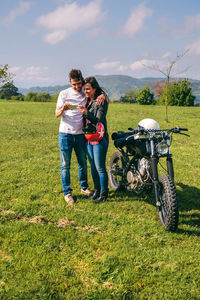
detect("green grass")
[0,101,200,299]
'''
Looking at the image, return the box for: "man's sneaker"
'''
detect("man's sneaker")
[81,188,92,197]
[64,194,75,205]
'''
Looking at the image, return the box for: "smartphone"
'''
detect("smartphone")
[69,105,78,110]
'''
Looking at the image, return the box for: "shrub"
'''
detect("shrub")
[158,78,195,106]
[135,86,154,105]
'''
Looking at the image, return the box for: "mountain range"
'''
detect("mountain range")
[19,75,200,102]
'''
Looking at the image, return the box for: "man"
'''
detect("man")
[56,69,106,205]
[56,69,91,205]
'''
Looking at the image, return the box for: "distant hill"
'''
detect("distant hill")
[19,75,200,102]
[95,75,146,100]
[18,85,70,96]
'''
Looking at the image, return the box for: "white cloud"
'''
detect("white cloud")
[3,1,33,26]
[122,2,153,36]
[87,27,104,38]
[9,66,22,73]
[186,39,200,56]
[130,59,155,71]
[22,66,48,77]
[185,14,200,31]
[119,65,128,71]
[44,30,68,45]
[11,66,49,83]
[95,61,120,70]
[94,60,127,72]
[159,13,200,39]
[37,0,104,44]
[162,52,171,59]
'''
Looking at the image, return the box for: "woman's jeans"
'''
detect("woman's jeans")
[87,136,109,191]
[59,133,88,196]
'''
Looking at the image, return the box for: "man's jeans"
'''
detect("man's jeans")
[59,133,88,196]
[87,136,109,191]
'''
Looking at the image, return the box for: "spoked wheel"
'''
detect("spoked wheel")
[108,151,125,191]
[158,175,179,232]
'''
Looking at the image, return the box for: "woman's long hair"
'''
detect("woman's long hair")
[84,76,104,98]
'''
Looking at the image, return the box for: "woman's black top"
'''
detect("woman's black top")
[83,96,108,136]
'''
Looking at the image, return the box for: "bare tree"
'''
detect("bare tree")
[0,64,13,88]
[143,50,190,122]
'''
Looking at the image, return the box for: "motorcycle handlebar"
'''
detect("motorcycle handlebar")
[171,127,189,134]
[111,132,125,140]
[112,127,189,144]
[111,130,135,140]
[177,127,188,131]
[114,134,135,148]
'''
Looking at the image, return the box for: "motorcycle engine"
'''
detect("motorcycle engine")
[138,158,151,177]
[127,158,151,193]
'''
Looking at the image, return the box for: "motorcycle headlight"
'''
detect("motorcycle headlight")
[156,141,169,155]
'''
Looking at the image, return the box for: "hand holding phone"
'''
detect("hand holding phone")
[69,105,78,110]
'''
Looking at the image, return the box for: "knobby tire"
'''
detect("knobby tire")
[158,174,179,232]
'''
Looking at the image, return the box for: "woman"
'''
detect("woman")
[78,77,109,203]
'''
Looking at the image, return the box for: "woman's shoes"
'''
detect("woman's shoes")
[89,189,100,200]
[94,189,108,204]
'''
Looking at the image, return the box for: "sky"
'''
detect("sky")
[1,0,200,88]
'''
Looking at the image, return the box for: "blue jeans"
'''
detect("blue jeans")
[87,136,109,191]
[59,133,88,196]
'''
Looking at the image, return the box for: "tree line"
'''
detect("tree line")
[119,79,195,106]
[0,85,58,102]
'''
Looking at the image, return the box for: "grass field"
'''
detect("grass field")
[0,101,200,299]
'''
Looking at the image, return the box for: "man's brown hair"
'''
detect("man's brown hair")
[69,69,84,84]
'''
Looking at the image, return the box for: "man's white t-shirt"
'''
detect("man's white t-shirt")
[57,87,86,134]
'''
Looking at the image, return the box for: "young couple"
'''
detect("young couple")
[55,69,109,205]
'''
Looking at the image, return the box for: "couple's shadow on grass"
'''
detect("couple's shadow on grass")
[109,182,200,236]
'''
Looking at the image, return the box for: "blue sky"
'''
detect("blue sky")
[1,0,200,88]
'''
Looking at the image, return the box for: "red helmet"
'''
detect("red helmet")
[85,123,104,141]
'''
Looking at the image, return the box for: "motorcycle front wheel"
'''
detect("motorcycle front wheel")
[108,150,125,191]
[158,174,179,232]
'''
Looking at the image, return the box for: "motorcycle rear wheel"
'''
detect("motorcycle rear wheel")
[158,174,179,232]
[108,151,125,191]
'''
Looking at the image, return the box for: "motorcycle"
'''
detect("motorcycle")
[108,118,189,232]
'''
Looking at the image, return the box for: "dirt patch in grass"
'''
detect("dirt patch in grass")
[57,219,75,228]
[0,210,16,216]
[75,225,106,233]
[109,213,120,219]
[94,249,104,259]
[0,250,12,261]
[0,210,21,221]
[1,212,106,234]
[57,218,106,233]
[23,216,48,224]
[102,281,114,290]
